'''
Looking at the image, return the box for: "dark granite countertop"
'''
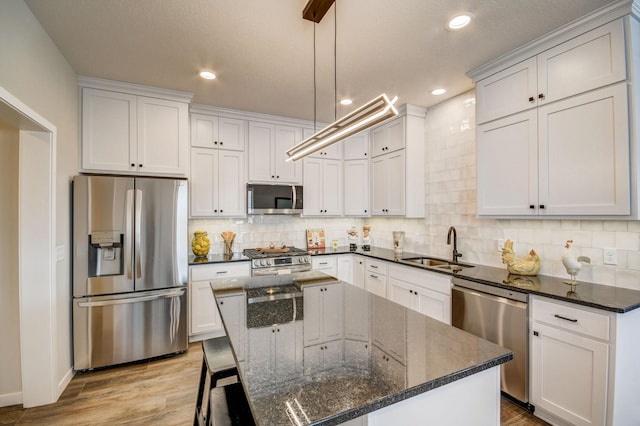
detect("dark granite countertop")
[213,271,512,426]
[311,246,640,313]
[188,252,250,265]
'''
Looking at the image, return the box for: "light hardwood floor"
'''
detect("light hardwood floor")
[1,342,547,425]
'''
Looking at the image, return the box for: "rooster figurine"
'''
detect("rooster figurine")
[561,240,591,285]
[501,240,540,276]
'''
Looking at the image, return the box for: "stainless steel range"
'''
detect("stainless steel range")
[243,246,311,276]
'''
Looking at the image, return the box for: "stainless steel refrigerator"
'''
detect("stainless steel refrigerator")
[72,175,188,370]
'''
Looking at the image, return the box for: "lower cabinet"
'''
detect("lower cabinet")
[303,282,344,346]
[303,340,343,373]
[216,292,246,362]
[188,262,250,341]
[364,258,387,297]
[353,256,365,289]
[530,297,609,426]
[248,322,303,383]
[311,256,337,277]
[387,264,452,324]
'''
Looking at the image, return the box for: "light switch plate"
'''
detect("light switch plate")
[56,245,65,262]
[604,248,617,265]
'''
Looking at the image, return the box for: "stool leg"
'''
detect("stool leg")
[194,358,207,426]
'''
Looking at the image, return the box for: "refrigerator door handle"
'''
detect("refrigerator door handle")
[125,189,134,279]
[77,288,185,307]
[134,189,143,279]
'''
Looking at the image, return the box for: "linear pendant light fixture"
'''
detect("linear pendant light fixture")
[290,0,399,162]
[286,94,398,161]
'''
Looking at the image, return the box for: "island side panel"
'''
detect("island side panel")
[367,366,500,426]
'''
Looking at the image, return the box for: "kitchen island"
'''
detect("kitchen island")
[212,271,512,425]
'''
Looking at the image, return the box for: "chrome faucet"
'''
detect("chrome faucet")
[447,226,463,263]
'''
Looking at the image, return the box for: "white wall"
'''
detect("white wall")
[0,120,21,403]
[0,0,78,402]
[191,89,640,291]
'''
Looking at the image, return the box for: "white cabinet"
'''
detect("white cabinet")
[191,113,245,151]
[190,148,245,217]
[370,117,405,157]
[473,18,633,218]
[476,20,626,124]
[387,264,452,324]
[303,340,343,373]
[371,296,406,364]
[311,256,337,277]
[364,258,387,297]
[216,292,246,362]
[188,262,250,341]
[303,157,342,216]
[478,83,630,216]
[368,104,425,218]
[336,254,353,284]
[531,297,610,426]
[305,127,342,160]
[343,132,369,160]
[80,83,190,176]
[343,159,369,216]
[352,256,365,289]
[303,282,344,346]
[248,122,302,183]
[371,150,405,216]
[248,322,303,382]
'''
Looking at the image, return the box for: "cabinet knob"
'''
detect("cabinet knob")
[539,204,545,209]
[220,209,223,213]
[214,141,218,145]
[131,163,135,167]
[538,93,545,100]
[364,209,367,213]
[529,205,535,209]
[220,141,223,146]
[220,301,224,305]
[276,175,280,179]
[214,209,218,213]
[528,96,535,102]
[364,153,367,156]
[139,164,143,168]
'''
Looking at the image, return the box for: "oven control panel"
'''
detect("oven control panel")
[251,254,311,272]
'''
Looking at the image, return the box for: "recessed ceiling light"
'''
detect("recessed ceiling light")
[199,71,216,80]
[447,13,472,31]
[340,99,353,106]
[432,88,446,96]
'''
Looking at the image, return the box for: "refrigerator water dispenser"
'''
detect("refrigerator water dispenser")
[88,231,123,277]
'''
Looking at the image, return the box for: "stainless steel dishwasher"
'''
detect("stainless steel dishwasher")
[451,277,531,410]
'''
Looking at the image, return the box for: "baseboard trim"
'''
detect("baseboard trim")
[0,391,23,408]
[56,367,74,400]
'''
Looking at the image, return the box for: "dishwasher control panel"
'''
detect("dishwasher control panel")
[451,277,528,303]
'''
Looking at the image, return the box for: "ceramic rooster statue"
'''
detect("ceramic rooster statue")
[561,240,591,285]
[501,240,540,276]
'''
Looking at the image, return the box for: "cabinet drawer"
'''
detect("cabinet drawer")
[365,258,387,275]
[312,256,337,269]
[387,264,451,295]
[532,297,610,341]
[190,262,250,281]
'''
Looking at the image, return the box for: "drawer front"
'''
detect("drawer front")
[387,264,451,295]
[365,258,387,275]
[190,262,250,281]
[312,256,337,269]
[532,297,610,341]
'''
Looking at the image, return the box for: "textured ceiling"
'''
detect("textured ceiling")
[25,0,616,122]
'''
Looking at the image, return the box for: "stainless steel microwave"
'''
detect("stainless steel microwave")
[247,184,303,215]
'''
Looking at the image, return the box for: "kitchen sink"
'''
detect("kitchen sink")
[399,257,474,272]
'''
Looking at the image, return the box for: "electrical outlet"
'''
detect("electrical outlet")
[56,245,65,262]
[498,239,506,252]
[604,248,617,265]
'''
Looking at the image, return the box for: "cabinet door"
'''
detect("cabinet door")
[344,159,369,216]
[343,132,369,160]
[322,284,344,341]
[537,19,626,106]
[82,88,137,173]
[337,255,353,284]
[352,257,365,289]
[365,272,386,297]
[385,151,405,216]
[217,117,246,151]
[248,327,273,377]
[190,280,222,335]
[274,125,302,183]
[190,148,218,217]
[386,117,405,153]
[217,150,246,217]
[344,284,369,341]
[416,287,451,325]
[191,114,217,148]
[531,322,608,426]
[274,323,301,380]
[477,110,538,216]
[538,84,630,216]
[370,125,387,157]
[476,57,538,124]
[311,256,337,277]
[303,286,323,346]
[370,155,387,215]
[344,340,370,370]
[387,277,416,310]
[323,339,344,368]
[371,296,406,363]
[322,159,343,215]
[217,294,246,361]
[136,96,188,175]
[248,122,275,182]
[302,158,323,215]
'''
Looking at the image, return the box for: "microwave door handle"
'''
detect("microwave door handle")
[292,185,296,210]
[125,189,134,279]
[135,189,142,279]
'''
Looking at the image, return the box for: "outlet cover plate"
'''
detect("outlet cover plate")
[604,248,617,265]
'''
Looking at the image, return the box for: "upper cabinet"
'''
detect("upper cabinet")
[248,122,302,184]
[79,77,192,176]
[368,105,426,218]
[191,113,246,151]
[470,14,638,218]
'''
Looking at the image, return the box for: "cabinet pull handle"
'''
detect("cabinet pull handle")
[370,265,378,269]
[319,262,328,265]
[554,314,578,323]
[216,271,228,274]
[528,96,535,102]
[533,330,538,336]
[538,93,545,100]
[370,274,378,279]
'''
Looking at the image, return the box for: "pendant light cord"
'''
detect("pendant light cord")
[334,0,337,122]
[313,13,317,133]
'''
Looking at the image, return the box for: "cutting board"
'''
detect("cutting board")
[256,247,290,253]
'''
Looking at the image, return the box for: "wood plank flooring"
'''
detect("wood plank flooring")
[1,342,548,425]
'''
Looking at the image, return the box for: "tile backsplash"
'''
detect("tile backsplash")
[191,89,640,291]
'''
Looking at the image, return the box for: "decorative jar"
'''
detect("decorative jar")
[191,230,211,257]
